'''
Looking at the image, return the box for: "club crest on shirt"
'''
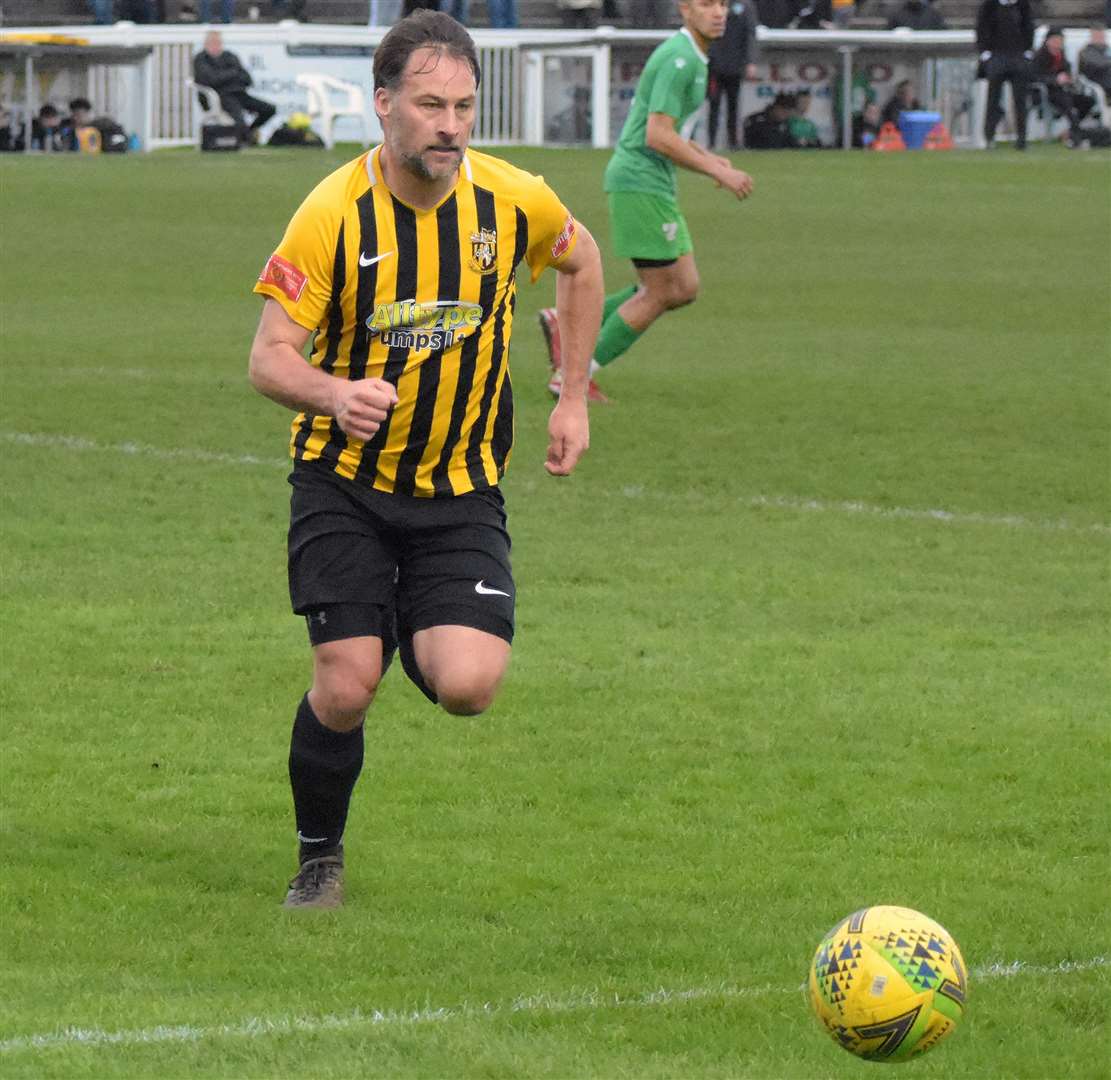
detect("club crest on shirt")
[469,228,498,274]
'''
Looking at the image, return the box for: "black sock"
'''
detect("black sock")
[288,693,364,864]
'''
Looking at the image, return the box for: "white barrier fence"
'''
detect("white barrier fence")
[0,22,1095,151]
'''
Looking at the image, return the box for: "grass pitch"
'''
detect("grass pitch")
[1,142,1109,1078]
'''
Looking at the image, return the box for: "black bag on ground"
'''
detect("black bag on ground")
[95,119,129,152]
[201,124,240,151]
[1077,124,1111,147]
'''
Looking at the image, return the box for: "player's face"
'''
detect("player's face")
[376,47,477,183]
[680,0,729,41]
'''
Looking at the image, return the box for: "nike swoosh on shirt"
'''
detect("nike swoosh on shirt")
[475,580,511,597]
[359,251,393,268]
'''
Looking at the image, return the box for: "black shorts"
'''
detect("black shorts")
[287,462,515,647]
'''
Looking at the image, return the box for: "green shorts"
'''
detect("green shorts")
[607,191,693,262]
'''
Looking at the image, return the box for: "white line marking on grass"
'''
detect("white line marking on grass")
[17,366,237,385]
[1,956,1106,1056]
[1,432,285,470]
[6,430,1110,536]
[615,485,1111,536]
[739,493,1111,536]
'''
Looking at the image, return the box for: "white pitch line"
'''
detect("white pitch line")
[20,366,239,385]
[738,493,1111,536]
[4,429,1110,536]
[1,431,286,470]
[1,957,1106,1056]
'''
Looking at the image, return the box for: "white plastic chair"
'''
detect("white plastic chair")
[188,79,235,144]
[295,73,371,150]
[1076,72,1110,127]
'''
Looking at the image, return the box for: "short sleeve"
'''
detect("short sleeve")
[253,190,340,331]
[522,176,579,283]
[646,53,696,121]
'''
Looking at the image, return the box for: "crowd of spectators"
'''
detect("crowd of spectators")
[77,0,958,27]
[85,1,306,21]
[9,0,1105,154]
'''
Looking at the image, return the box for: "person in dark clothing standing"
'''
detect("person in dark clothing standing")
[707,0,758,150]
[754,0,795,27]
[976,0,1034,149]
[790,0,832,28]
[193,31,277,145]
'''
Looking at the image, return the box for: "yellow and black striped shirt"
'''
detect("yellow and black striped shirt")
[254,145,579,497]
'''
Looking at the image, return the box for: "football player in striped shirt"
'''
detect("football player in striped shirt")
[250,10,603,908]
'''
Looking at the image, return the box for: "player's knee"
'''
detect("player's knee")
[312,660,381,727]
[435,671,500,716]
[669,274,699,308]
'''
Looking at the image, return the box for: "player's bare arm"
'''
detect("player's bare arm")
[645,112,753,199]
[546,222,603,477]
[249,299,399,442]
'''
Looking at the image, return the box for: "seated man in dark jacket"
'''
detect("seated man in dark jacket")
[1033,28,1095,146]
[880,79,921,126]
[193,31,276,145]
[743,94,795,148]
[1078,27,1111,94]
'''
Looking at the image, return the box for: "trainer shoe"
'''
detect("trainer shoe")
[547,369,611,405]
[283,850,344,909]
[538,307,562,372]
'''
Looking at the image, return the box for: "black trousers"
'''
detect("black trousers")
[1043,83,1096,138]
[218,91,277,139]
[984,54,1030,147]
[708,72,743,149]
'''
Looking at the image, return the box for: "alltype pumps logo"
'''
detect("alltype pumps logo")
[367,300,483,351]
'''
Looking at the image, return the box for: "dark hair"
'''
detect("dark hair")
[69,97,93,112]
[373,9,481,92]
[1045,26,1064,38]
[39,104,59,119]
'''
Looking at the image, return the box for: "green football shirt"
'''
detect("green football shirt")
[603,28,709,199]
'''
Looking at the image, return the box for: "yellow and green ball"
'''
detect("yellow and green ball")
[809,905,968,1062]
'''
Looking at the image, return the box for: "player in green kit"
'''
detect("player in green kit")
[540,0,753,403]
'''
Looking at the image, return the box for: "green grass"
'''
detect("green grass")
[1,143,1109,1078]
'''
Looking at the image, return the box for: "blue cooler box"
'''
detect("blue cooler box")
[898,110,942,150]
